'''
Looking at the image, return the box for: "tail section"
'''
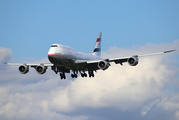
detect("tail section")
[92,32,101,57]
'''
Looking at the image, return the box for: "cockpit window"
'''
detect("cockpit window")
[51,45,58,47]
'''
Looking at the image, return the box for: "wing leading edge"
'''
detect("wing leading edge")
[5,63,53,66]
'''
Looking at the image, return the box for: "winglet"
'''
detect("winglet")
[92,32,101,57]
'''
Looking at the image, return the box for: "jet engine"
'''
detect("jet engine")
[127,56,139,66]
[35,64,47,74]
[98,61,110,70]
[19,65,29,74]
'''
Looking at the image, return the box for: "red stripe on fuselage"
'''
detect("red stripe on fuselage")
[48,54,66,56]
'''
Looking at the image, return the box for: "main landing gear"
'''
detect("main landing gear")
[71,70,78,78]
[58,71,96,79]
[71,73,77,78]
[70,70,94,78]
[52,65,95,79]
[88,71,94,77]
[71,71,88,78]
[60,72,66,79]
[59,71,94,79]
[80,71,87,78]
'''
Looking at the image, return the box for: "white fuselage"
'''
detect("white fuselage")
[48,44,101,66]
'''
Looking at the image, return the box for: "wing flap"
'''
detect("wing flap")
[112,58,128,64]
[75,59,105,64]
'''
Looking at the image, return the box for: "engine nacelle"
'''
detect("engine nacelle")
[35,65,47,74]
[127,56,139,66]
[98,61,110,70]
[19,65,29,74]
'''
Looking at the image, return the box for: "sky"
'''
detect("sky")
[0,0,179,58]
[0,0,179,120]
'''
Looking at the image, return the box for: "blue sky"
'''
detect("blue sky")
[1,0,179,58]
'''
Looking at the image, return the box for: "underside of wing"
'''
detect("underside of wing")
[5,63,53,74]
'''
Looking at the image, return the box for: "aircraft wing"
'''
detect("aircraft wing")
[136,49,176,57]
[109,49,176,64]
[75,49,176,65]
[5,63,53,67]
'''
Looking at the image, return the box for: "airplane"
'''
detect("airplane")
[6,32,176,79]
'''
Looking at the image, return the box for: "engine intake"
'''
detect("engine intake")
[19,65,29,74]
[35,65,47,74]
[127,56,139,66]
[98,61,110,70]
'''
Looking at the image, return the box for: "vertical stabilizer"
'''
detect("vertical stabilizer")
[92,32,101,57]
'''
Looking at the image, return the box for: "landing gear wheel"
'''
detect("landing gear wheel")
[60,72,66,80]
[88,71,94,78]
[91,74,94,77]
[71,74,77,78]
[84,73,87,77]
[71,74,74,78]
[80,71,87,78]
[74,74,77,78]
[81,74,84,77]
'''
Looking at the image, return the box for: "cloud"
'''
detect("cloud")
[0,40,179,120]
[0,47,12,63]
[0,47,12,70]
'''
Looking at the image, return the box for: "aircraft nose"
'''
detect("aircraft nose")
[48,54,57,64]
